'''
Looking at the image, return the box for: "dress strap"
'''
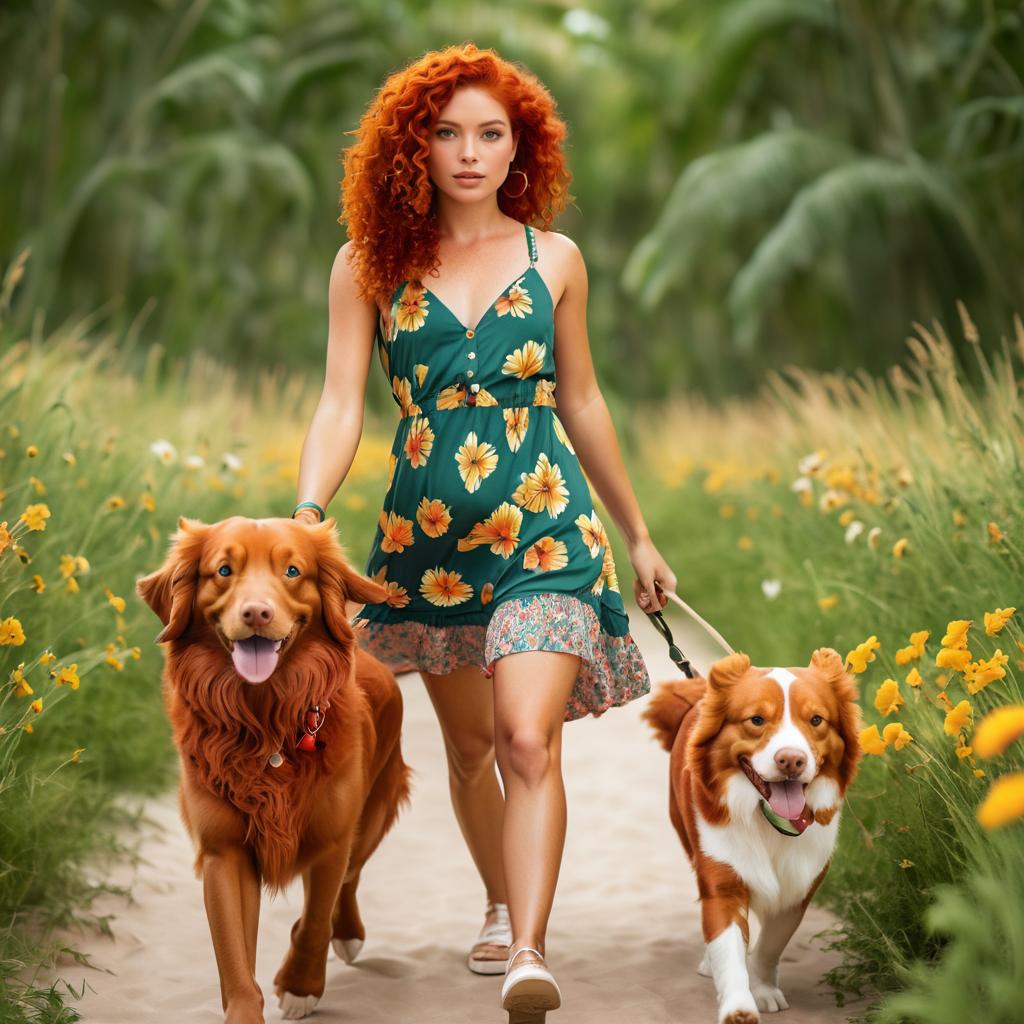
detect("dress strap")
[525,223,538,267]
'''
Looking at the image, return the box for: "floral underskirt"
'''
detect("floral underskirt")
[351,590,651,722]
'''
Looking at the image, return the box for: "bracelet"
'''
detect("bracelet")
[292,500,326,522]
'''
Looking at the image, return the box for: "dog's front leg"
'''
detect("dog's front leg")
[274,836,353,1020]
[201,846,265,1024]
[698,858,759,1024]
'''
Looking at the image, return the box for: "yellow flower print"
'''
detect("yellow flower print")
[601,545,620,592]
[512,452,570,518]
[944,699,973,736]
[416,497,452,538]
[974,705,1024,758]
[533,379,557,407]
[387,452,397,491]
[984,607,1015,636]
[379,510,415,554]
[438,384,498,410]
[895,630,929,665]
[575,511,607,558]
[481,581,494,605]
[523,537,569,572]
[371,566,410,609]
[420,566,473,607]
[874,679,904,716]
[455,432,499,493]
[504,407,529,452]
[552,414,575,453]
[392,376,422,418]
[396,283,429,332]
[403,416,434,468]
[502,340,546,379]
[414,363,429,387]
[845,635,880,673]
[495,277,532,318]
[457,502,523,558]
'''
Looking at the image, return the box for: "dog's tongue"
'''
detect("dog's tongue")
[231,636,282,684]
[768,780,806,821]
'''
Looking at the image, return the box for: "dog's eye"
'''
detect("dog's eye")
[750,715,765,727]
[217,565,232,577]
[285,565,301,578]
[810,714,824,727]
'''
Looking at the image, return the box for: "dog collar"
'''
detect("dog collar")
[267,702,328,768]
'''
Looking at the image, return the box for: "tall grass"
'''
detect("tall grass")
[630,308,1024,1017]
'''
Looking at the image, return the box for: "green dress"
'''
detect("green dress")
[351,223,650,720]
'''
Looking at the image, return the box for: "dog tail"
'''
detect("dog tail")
[641,678,706,751]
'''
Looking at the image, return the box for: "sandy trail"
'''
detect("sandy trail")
[42,608,862,1023]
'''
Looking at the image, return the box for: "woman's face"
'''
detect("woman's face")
[426,85,518,205]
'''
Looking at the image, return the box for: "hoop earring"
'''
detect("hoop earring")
[501,168,528,198]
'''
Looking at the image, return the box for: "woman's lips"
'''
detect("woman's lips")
[454,174,484,183]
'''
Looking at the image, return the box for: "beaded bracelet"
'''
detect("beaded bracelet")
[292,500,326,522]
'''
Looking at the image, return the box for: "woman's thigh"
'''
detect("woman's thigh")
[420,663,498,774]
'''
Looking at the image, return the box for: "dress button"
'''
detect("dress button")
[470,383,480,393]
[466,369,474,378]
[466,329,475,339]
[467,351,476,359]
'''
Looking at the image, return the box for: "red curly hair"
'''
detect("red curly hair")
[339,42,574,312]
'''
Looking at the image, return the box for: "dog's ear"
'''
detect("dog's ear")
[809,646,863,791]
[707,651,752,690]
[136,516,211,644]
[313,518,389,645]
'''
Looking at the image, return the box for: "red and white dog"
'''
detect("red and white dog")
[644,648,862,1024]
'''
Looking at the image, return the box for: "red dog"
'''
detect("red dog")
[136,515,410,1024]
[644,649,861,1024]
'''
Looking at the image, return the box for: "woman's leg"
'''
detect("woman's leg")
[420,663,507,904]
[491,650,580,957]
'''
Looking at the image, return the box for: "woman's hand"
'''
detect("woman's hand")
[293,507,322,526]
[628,536,677,613]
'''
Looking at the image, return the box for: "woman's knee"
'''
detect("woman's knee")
[497,727,557,786]
[444,730,495,785]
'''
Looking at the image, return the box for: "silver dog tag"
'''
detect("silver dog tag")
[268,752,284,768]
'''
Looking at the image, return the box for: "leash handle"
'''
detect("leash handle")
[643,588,736,679]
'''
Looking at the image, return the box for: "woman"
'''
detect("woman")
[294,42,675,1021]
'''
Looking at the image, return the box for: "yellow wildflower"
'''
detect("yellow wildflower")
[39,650,56,664]
[24,723,33,734]
[955,739,973,759]
[71,748,85,764]
[62,451,76,466]
[0,616,26,645]
[882,722,913,750]
[19,503,51,531]
[974,705,1024,759]
[104,588,126,613]
[874,679,904,716]
[846,635,881,673]
[818,595,839,610]
[905,666,923,687]
[141,492,156,512]
[892,537,909,558]
[944,699,973,736]
[895,630,929,665]
[51,663,80,690]
[936,647,972,672]
[964,650,1009,695]
[976,772,1024,830]
[984,607,1015,636]
[31,574,45,592]
[941,619,972,649]
[26,445,38,457]
[66,576,79,594]
[988,521,1005,543]
[30,698,42,714]
[736,535,754,551]
[952,509,967,527]
[106,494,126,511]
[859,724,888,755]
[105,654,124,671]
[719,504,735,519]
[12,665,32,697]
[839,509,856,526]
[30,476,45,496]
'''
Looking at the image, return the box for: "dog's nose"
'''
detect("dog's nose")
[774,747,807,778]
[241,601,274,627]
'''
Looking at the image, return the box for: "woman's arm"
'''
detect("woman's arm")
[294,242,379,524]
[549,234,677,610]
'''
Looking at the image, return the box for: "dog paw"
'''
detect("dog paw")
[719,990,760,1024]
[751,980,789,1012]
[278,991,320,1020]
[331,936,363,964]
[697,952,712,978]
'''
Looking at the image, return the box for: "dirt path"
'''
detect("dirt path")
[42,608,862,1023]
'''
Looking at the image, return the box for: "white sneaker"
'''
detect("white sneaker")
[468,900,512,975]
[501,946,561,1022]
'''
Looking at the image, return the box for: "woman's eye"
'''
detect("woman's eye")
[750,715,765,727]
[286,565,301,578]
[484,129,501,139]
[810,714,824,727]
[217,565,232,577]
[437,127,454,138]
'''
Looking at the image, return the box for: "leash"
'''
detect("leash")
[644,588,735,678]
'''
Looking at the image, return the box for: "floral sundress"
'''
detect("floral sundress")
[351,223,650,721]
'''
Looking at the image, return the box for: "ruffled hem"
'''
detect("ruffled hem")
[352,589,650,722]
